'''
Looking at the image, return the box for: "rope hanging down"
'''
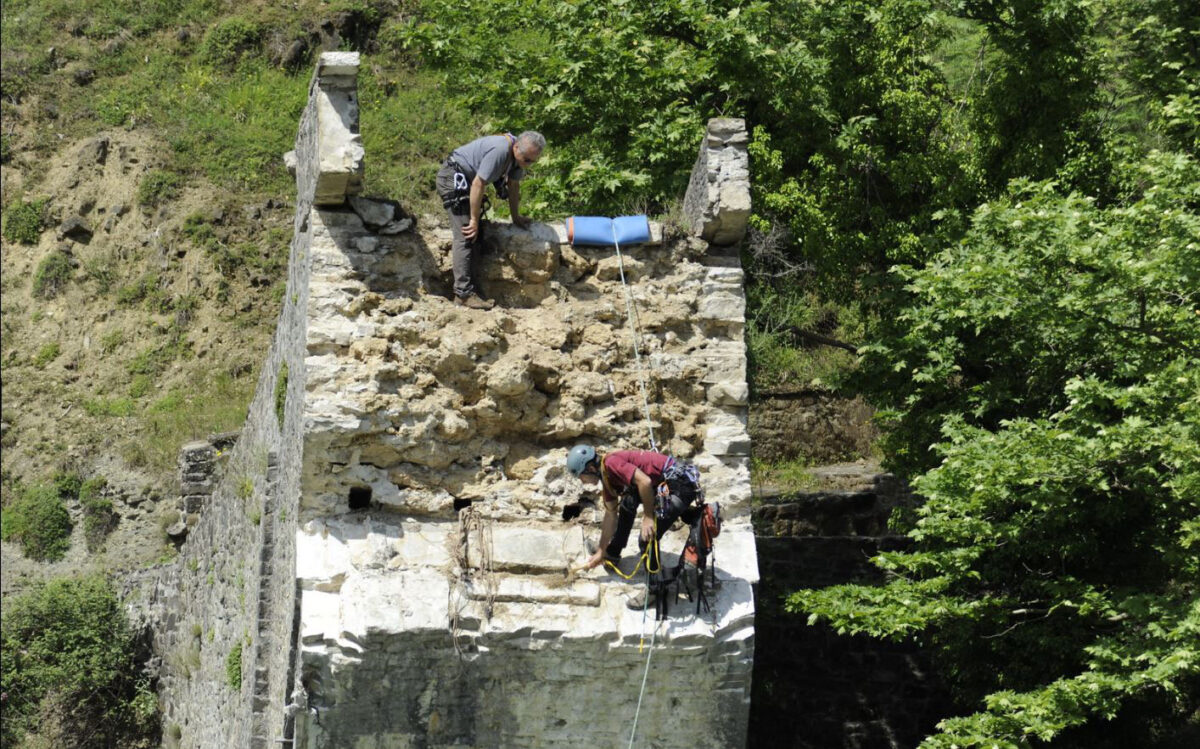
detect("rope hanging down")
[612,227,657,452]
[609,222,663,746]
[628,519,661,748]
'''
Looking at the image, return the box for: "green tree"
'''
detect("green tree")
[961,0,1108,191]
[1104,0,1200,156]
[793,152,1200,746]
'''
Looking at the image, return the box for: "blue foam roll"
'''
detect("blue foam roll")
[612,215,651,245]
[566,215,651,246]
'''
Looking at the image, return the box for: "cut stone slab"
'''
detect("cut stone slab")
[466,575,602,606]
[468,525,587,573]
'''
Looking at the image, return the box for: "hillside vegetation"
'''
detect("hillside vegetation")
[2,0,1198,747]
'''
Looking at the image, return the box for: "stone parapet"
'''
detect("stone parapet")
[749,476,948,748]
[683,118,751,245]
[291,52,363,207]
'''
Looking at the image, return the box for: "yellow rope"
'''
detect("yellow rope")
[601,519,660,579]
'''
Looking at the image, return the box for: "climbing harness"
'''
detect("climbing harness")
[441,133,517,215]
[441,159,471,214]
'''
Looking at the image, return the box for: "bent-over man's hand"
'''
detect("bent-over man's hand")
[582,550,604,570]
[639,515,655,544]
[512,215,532,229]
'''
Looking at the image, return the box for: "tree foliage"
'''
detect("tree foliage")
[793,152,1200,746]
[400,0,977,291]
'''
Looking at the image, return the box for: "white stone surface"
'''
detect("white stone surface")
[705,424,753,457]
[317,51,361,77]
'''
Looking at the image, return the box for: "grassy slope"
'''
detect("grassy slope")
[0,0,474,576]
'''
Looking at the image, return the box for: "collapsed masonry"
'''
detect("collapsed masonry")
[157,52,756,748]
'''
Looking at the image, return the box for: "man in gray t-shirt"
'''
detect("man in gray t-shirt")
[436,130,545,309]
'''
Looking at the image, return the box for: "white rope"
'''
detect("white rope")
[627,618,658,748]
[612,228,657,452]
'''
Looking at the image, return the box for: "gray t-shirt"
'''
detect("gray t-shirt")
[450,134,526,185]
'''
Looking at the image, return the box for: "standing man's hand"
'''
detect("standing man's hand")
[464,175,486,241]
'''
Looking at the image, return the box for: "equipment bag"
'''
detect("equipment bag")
[682,501,721,568]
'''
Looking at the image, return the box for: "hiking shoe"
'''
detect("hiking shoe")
[626,587,659,611]
[454,293,494,310]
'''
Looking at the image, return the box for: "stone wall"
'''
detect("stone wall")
[750,390,878,465]
[150,54,354,749]
[683,117,751,246]
[143,50,955,748]
[748,481,950,748]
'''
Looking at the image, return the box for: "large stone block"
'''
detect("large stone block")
[468,525,587,573]
[311,53,363,206]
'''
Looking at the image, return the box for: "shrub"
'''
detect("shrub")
[136,169,183,207]
[134,372,252,473]
[225,642,243,690]
[129,374,152,398]
[52,471,82,501]
[33,342,61,368]
[2,199,46,244]
[83,253,118,293]
[201,18,261,67]
[83,397,136,417]
[0,576,159,747]
[101,329,124,354]
[0,483,72,561]
[32,251,73,299]
[116,274,160,306]
[750,457,814,493]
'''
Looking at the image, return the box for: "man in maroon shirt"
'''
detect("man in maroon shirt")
[565,445,702,584]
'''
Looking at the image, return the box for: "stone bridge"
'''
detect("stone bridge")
[155,52,757,749]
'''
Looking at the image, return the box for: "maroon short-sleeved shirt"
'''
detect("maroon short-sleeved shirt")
[601,450,669,504]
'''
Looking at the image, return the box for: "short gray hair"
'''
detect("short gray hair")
[517,131,545,153]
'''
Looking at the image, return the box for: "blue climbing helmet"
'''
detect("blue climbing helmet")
[566,444,597,477]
